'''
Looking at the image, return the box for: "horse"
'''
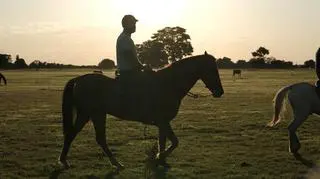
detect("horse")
[58,52,224,170]
[0,72,7,85]
[232,69,241,79]
[267,82,320,154]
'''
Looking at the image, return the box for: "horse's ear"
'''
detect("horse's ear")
[204,51,208,55]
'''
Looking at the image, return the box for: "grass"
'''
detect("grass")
[1,68,320,178]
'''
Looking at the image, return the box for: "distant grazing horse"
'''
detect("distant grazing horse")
[59,52,224,170]
[0,73,7,85]
[267,82,320,154]
[232,69,241,79]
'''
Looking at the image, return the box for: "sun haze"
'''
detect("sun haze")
[0,0,319,65]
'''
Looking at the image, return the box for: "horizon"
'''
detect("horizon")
[0,0,319,65]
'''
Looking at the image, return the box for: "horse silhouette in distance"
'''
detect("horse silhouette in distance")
[232,69,242,80]
[58,52,224,170]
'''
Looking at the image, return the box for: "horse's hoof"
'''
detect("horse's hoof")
[110,161,125,171]
[58,158,71,169]
[289,143,301,154]
[156,159,171,169]
[59,161,71,169]
[293,152,301,159]
[117,163,125,171]
[156,153,165,161]
[112,164,125,172]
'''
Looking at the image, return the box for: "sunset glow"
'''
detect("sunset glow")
[0,0,319,65]
[109,0,186,26]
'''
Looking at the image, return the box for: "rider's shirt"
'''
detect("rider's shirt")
[116,32,141,71]
[316,48,320,80]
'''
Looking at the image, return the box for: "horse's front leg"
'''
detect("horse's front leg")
[158,127,166,156]
[92,114,124,170]
[156,123,179,165]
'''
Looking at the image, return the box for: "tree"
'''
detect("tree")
[251,47,269,59]
[235,60,248,68]
[29,60,41,68]
[136,40,168,68]
[269,59,293,68]
[249,47,270,68]
[151,26,193,62]
[265,56,277,64]
[216,57,234,68]
[98,58,115,69]
[29,60,47,69]
[0,54,12,68]
[14,55,28,68]
[304,59,315,68]
[249,58,266,68]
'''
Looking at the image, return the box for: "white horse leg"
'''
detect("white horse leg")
[288,112,308,154]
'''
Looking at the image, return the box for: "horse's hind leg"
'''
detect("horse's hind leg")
[92,114,124,170]
[288,109,309,154]
[59,112,89,168]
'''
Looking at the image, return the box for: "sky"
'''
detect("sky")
[0,0,319,65]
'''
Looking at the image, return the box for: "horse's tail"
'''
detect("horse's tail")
[267,84,294,127]
[62,78,76,136]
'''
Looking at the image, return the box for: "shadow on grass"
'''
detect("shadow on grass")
[85,170,119,179]
[143,143,176,179]
[294,153,317,168]
[49,167,120,179]
[50,144,175,179]
[49,168,65,179]
[103,170,120,179]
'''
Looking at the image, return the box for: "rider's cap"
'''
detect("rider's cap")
[122,15,138,28]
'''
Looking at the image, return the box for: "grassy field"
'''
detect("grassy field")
[1,68,320,179]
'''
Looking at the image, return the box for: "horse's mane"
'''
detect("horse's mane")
[155,54,214,74]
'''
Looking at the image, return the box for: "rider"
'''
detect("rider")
[116,14,144,80]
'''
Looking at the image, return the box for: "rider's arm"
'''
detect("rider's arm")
[121,37,143,70]
[129,39,143,69]
[122,49,143,69]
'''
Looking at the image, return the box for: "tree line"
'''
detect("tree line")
[0,54,112,70]
[216,47,315,69]
[0,27,316,70]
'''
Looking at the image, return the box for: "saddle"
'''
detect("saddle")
[112,71,158,124]
[113,71,156,98]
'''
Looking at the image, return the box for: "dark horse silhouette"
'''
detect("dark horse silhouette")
[59,52,224,170]
[0,72,7,85]
[232,69,241,79]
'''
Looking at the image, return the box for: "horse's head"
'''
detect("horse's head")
[199,52,224,98]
